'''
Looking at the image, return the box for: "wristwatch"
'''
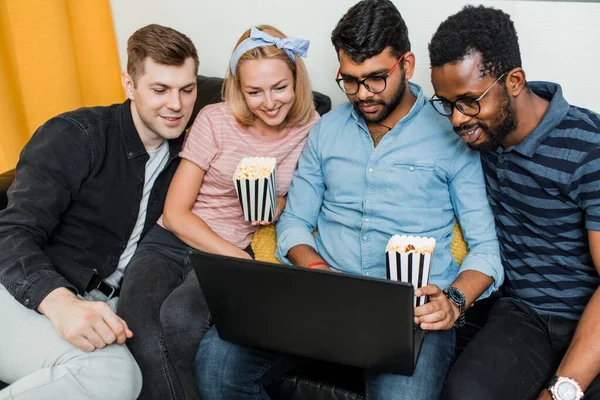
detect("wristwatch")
[442,286,466,328]
[547,375,584,400]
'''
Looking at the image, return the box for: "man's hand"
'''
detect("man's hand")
[252,196,287,226]
[38,287,133,352]
[287,244,341,272]
[413,284,460,330]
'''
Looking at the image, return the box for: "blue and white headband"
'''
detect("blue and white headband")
[230,27,310,75]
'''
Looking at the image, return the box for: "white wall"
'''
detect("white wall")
[110,0,600,111]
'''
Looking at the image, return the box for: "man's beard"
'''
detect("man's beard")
[352,77,406,123]
[454,89,518,153]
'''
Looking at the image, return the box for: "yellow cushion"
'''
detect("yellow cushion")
[252,222,469,266]
[450,223,467,266]
[251,225,280,264]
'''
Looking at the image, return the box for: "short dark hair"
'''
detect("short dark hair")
[429,5,521,79]
[127,24,199,84]
[331,0,410,63]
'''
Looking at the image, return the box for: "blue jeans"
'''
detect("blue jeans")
[195,325,456,400]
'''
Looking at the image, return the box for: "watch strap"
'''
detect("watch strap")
[443,286,466,328]
[546,375,559,390]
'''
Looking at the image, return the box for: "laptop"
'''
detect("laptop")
[192,251,425,376]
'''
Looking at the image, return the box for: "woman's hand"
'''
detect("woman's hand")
[251,196,287,226]
[234,248,254,260]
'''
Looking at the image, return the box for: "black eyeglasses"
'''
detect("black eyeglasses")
[335,54,404,95]
[429,73,506,117]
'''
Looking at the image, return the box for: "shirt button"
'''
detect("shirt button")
[24,298,30,306]
[362,235,368,241]
[499,176,505,182]
[498,156,505,163]
[365,272,371,277]
[409,166,415,172]
[128,152,134,157]
[364,218,369,222]
[368,168,373,173]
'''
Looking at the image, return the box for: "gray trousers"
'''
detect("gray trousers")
[0,284,142,400]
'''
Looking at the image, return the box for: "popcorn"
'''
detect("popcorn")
[233,157,277,222]
[234,157,276,180]
[385,235,436,307]
[385,235,436,254]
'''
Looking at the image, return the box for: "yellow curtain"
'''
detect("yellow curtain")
[0,0,123,173]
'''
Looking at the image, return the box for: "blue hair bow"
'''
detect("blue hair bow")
[230,27,310,74]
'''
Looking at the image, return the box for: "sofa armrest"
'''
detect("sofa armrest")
[0,169,15,210]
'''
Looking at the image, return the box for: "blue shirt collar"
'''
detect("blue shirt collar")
[501,81,570,158]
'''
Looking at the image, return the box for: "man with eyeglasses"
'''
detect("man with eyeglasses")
[277,0,502,396]
[193,1,502,398]
[429,6,600,400]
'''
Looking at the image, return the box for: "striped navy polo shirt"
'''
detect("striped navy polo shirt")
[481,81,600,320]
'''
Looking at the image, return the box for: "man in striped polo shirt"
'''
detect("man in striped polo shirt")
[428,5,600,400]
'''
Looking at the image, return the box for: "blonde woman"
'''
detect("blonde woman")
[117,25,318,400]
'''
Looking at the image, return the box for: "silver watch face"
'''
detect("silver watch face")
[557,381,578,400]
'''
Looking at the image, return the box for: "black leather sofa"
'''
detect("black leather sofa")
[0,76,498,399]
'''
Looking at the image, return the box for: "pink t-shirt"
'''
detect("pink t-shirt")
[159,102,319,248]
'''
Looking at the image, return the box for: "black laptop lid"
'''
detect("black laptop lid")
[192,251,423,375]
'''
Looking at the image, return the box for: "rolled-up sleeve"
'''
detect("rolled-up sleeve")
[276,120,325,264]
[449,144,504,299]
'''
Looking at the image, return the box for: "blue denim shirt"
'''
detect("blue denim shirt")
[276,83,503,297]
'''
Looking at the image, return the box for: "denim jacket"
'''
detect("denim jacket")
[0,100,182,310]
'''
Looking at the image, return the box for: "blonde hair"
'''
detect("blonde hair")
[223,25,315,128]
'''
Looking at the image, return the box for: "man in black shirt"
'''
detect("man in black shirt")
[0,24,198,400]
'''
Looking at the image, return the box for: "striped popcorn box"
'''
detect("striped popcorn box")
[233,157,277,222]
[385,235,436,308]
